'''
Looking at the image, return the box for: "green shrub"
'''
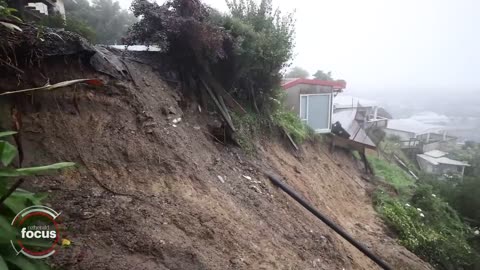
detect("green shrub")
[0,131,74,270]
[0,0,20,22]
[38,14,96,42]
[231,111,264,154]
[376,185,477,269]
[272,109,312,144]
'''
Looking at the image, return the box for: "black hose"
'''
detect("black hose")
[266,173,392,270]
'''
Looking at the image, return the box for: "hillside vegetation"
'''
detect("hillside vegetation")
[368,152,480,269]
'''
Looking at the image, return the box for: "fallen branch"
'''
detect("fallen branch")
[0,78,104,96]
[282,127,299,151]
[0,58,24,74]
[200,78,236,132]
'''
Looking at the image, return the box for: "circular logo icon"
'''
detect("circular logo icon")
[10,205,62,259]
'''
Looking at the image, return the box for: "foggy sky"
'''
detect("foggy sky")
[117,0,480,94]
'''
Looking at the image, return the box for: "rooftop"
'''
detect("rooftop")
[334,95,378,109]
[423,150,448,158]
[417,154,470,167]
[386,118,444,135]
[281,78,346,91]
[332,108,376,148]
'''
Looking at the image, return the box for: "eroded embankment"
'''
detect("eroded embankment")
[1,49,431,270]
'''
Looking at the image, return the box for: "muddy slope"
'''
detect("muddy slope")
[5,52,431,270]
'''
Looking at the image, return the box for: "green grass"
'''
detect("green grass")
[368,155,415,195]
[379,139,420,175]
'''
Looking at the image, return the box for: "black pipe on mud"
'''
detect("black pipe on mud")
[266,173,392,270]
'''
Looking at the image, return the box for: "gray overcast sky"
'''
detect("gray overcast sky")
[116,0,480,93]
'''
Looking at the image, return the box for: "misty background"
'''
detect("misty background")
[102,0,480,141]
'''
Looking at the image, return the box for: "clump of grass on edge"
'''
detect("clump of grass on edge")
[272,109,313,144]
[368,155,416,196]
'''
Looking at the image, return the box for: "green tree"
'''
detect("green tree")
[285,66,309,78]
[313,69,333,80]
[126,0,295,113]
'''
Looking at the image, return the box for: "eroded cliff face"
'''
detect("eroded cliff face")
[1,47,431,270]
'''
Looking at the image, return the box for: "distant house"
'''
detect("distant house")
[384,118,443,141]
[282,78,346,133]
[384,118,457,152]
[9,0,65,20]
[417,150,470,177]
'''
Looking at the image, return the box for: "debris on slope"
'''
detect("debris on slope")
[0,29,432,270]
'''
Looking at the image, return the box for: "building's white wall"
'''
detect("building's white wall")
[417,156,465,176]
[28,3,48,15]
[55,0,66,17]
[417,156,436,173]
[285,84,334,133]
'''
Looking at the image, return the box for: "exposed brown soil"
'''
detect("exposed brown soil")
[2,53,432,270]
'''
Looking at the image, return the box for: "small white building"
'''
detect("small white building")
[384,118,457,152]
[417,150,470,177]
[24,0,65,18]
[282,78,346,133]
[384,118,444,141]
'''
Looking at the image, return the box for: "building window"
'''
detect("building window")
[300,95,308,121]
[299,94,332,133]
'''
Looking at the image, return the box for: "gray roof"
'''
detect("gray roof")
[423,150,448,158]
[334,95,377,109]
[386,118,444,135]
[332,108,376,148]
[417,154,470,166]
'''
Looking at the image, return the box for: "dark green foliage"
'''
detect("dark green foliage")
[376,185,477,269]
[38,14,96,41]
[0,132,74,270]
[424,175,480,225]
[221,0,295,110]
[312,70,333,80]
[285,66,308,78]
[126,0,295,112]
[0,0,20,21]
[450,141,480,177]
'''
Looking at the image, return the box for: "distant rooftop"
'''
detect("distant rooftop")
[423,150,448,158]
[417,153,470,167]
[281,78,346,91]
[334,95,377,109]
[386,118,444,135]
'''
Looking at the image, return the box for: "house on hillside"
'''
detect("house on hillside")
[334,95,390,129]
[282,78,346,133]
[8,0,65,21]
[331,107,376,150]
[417,150,469,177]
[384,118,457,152]
[328,96,384,174]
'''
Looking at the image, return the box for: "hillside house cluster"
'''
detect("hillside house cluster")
[8,0,65,21]
[282,79,469,177]
[417,150,470,177]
